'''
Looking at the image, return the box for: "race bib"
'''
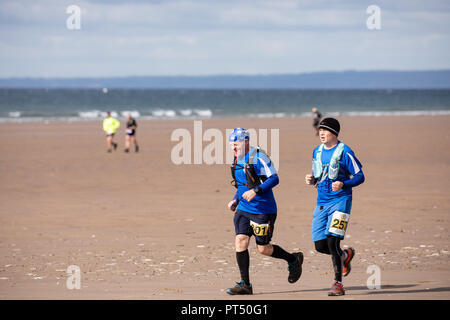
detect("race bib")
[250,220,269,236]
[126,129,133,134]
[328,211,350,237]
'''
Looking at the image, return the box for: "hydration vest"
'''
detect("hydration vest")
[231,147,268,189]
[312,142,346,185]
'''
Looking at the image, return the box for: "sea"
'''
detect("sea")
[1,88,450,122]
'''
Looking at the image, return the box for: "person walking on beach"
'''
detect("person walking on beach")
[102,111,120,153]
[124,114,139,153]
[226,128,303,295]
[305,118,365,296]
[312,107,322,136]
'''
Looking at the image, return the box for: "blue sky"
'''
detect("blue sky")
[0,0,449,77]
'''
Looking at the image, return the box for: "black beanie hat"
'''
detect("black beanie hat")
[318,118,340,136]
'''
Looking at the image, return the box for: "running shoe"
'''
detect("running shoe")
[328,281,345,296]
[288,252,304,283]
[342,247,355,277]
[226,281,253,295]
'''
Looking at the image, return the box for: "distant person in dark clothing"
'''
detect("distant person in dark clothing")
[312,108,322,136]
[124,114,139,153]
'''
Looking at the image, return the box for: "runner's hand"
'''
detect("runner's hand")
[228,199,238,211]
[305,174,315,185]
[242,189,257,202]
[332,181,344,192]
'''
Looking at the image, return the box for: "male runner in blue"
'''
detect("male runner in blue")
[305,118,365,296]
[226,128,303,295]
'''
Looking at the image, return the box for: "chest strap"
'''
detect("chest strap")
[231,146,268,189]
[312,142,345,186]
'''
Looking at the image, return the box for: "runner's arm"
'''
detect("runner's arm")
[254,152,279,193]
[341,149,364,189]
[257,173,279,193]
[342,171,365,189]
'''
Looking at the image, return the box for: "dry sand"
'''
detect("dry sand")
[0,116,449,300]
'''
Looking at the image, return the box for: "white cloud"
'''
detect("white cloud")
[0,0,449,77]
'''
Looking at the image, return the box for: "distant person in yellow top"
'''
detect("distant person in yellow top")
[103,111,120,153]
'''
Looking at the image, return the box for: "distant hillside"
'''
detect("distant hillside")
[1,70,449,89]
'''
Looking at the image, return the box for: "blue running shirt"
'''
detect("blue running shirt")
[312,142,363,205]
[234,147,278,214]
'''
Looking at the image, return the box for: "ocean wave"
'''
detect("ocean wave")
[343,110,450,117]
[179,109,193,116]
[8,111,21,118]
[193,109,212,117]
[1,109,449,123]
[150,108,212,118]
[0,116,83,123]
[78,110,139,119]
[248,112,296,118]
[151,109,177,118]
[78,110,103,118]
[120,110,141,118]
[78,110,119,118]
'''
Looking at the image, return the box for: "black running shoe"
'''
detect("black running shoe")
[113,143,118,150]
[288,252,303,283]
[226,281,253,295]
[124,148,129,153]
[135,145,139,153]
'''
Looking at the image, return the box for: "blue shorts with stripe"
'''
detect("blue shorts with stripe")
[312,198,352,242]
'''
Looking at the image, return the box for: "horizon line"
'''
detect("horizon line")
[1,69,450,80]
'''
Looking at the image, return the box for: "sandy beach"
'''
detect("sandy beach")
[0,115,449,300]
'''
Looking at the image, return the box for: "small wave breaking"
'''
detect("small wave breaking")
[1,109,449,123]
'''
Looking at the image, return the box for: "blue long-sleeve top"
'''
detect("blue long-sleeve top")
[313,142,365,205]
[232,147,279,214]
[342,171,365,189]
[233,174,279,201]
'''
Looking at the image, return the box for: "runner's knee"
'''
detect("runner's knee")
[235,235,250,251]
[326,236,342,256]
[315,239,330,254]
[257,244,272,256]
